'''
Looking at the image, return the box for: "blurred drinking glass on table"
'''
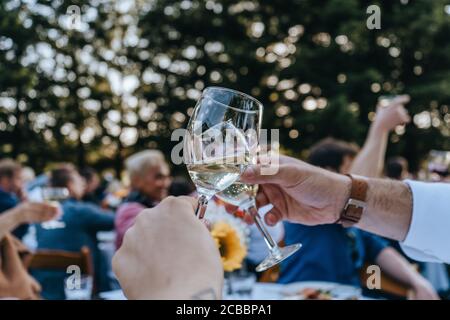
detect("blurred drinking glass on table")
[64,275,93,300]
[425,150,450,182]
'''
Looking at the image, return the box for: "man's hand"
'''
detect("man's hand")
[408,277,440,300]
[112,196,223,300]
[241,155,351,226]
[374,95,411,133]
[13,202,60,224]
[0,234,42,299]
[408,272,440,300]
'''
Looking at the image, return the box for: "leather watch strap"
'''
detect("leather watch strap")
[337,174,368,228]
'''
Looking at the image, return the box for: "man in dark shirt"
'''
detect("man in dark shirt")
[33,165,115,299]
[0,159,28,239]
[80,167,106,205]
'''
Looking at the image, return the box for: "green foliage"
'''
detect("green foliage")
[1,0,449,174]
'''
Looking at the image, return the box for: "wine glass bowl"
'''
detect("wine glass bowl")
[40,187,69,229]
[184,87,262,219]
[41,187,70,202]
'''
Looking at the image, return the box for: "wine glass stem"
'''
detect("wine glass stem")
[247,205,282,258]
[195,194,210,219]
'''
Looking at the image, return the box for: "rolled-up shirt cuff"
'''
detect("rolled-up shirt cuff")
[400,180,450,263]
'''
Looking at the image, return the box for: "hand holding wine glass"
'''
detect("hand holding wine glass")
[28,187,69,229]
[240,154,351,226]
[11,202,60,224]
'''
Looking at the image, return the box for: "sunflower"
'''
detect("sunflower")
[211,221,247,272]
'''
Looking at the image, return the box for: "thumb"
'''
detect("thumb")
[241,163,295,186]
[241,155,313,187]
[241,164,281,184]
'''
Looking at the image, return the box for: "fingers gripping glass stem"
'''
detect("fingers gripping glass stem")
[241,201,301,272]
[246,205,278,252]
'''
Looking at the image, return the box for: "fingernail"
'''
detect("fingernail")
[241,166,256,180]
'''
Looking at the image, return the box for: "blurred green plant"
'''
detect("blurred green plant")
[1,0,449,175]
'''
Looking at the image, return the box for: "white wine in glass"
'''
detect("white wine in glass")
[217,182,301,272]
[217,182,257,206]
[187,163,245,196]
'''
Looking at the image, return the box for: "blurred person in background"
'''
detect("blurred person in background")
[80,167,105,205]
[26,163,77,192]
[21,167,36,190]
[168,176,196,197]
[33,165,115,299]
[115,150,171,249]
[280,96,438,299]
[385,157,410,180]
[101,181,129,210]
[0,202,59,299]
[24,172,49,195]
[0,159,28,239]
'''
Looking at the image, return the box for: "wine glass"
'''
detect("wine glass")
[40,187,69,229]
[217,183,301,272]
[425,150,450,182]
[184,87,262,219]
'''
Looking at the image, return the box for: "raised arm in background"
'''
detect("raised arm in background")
[350,95,410,177]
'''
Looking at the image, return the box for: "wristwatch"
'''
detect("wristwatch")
[337,174,368,228]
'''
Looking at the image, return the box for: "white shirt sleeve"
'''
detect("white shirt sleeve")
[400,180,450,263]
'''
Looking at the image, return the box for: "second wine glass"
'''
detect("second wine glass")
[40,187,69,229]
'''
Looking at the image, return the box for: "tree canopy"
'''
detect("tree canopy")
[1,0,449,175]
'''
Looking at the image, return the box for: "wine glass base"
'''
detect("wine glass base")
[255,243,302,272]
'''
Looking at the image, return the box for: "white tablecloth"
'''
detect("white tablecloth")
[99,281,366,300]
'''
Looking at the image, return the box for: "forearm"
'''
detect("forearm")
[375,247,420,287]
[353,177,412,241]
[0,207,23,240]
[350,124,388,178]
